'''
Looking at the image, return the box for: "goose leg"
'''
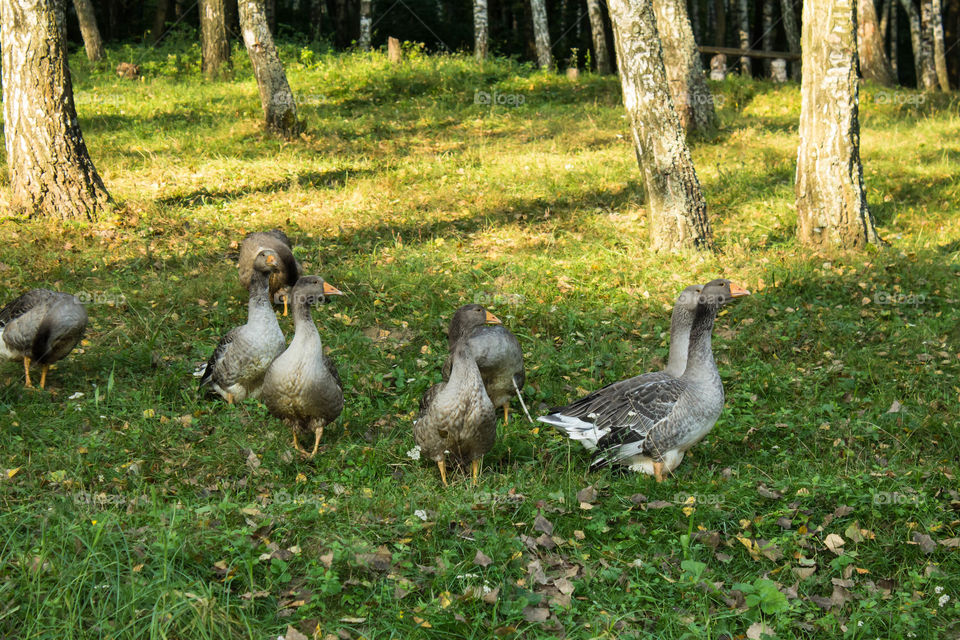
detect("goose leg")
[23,357,32,388]
[40,365,49,390]
[226,393,235,405]
[653,461,665,483]
[471,459,481,485]
[307,424,323,459]
[282,292,288,317]
[437,459,448,486]
[503,405,509,424]
[292,427,309,456]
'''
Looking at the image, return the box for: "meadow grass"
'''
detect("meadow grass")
[0,42,958,639]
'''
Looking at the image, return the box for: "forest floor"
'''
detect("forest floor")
[0,40,959,639]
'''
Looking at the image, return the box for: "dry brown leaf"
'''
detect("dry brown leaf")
[823,533,845,555]
[912,532,937,554]
[576,485,598,504]
[746,621,775,639]
[533,514,554,535]
[474,550,493,567]
[283,625,309,640]
[522,606,549,622]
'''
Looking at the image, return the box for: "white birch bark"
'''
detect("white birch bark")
[530,0,553,69]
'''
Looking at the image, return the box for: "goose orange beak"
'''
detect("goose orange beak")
[323,282,344,296]
[729,283,751,298]
[485,310,502,324]
[265,254,277,266]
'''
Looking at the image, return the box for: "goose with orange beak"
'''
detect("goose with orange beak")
[262,276,345,458]
[539,279,750,481]
[415,305,501,486]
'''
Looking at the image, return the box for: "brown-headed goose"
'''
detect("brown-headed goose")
[538,279,749,481]
[200,248,286,403]
[261,276,344,458]
[0,289,88,389]
[238,230,300,316]
[441,303,527,423]
[415,305,500,486]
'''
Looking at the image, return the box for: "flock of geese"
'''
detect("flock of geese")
[0,230,750,485]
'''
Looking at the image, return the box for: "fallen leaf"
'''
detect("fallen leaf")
[746,620,775,639]
[283,625,309,640]
[647,500,672,509]
[823,534,845,555]
[912,532,936,554]
[522,606,549,622]
[756,484,782,499]
[533,514,554,535]
[576,485,598,504]
[939,537,960,548]
[554,577,575,595]
[474,550,493,567]
[793,565,816,579]
[887,401,902,413]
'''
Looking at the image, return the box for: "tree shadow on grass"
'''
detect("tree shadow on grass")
[155,167,374,208]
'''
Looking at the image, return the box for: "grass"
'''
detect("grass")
[1,41,959,639]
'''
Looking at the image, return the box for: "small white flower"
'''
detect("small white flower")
[939,594,950,607]
[858,621,864,627]
[935,586,944,594]
[406,446,421,460]
[414,509,428,521]
[68,392,84,400]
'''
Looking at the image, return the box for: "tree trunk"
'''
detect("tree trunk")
[1,0,110,219]
[238,0,299,136]
[901,0,937,88]
[264,0,275,33]
[930,0,950,89]
[358,0,371,50]
[474,0,489,59]
[151,0,170,43]
[653,0,716,131]
[200,0,232,78]
[737,0,751,74]
[608,0,713,251]
[530,0,553,68]
[761,0,774,76]
[796,0,881,248]
[689,0,701,42]
[73,0,104,61]
[586,0,610,72]
[713,0,725,45]
[858,0,895,84]
[309,0,322,41]
[780,0,801,77]
[888,0,899,77]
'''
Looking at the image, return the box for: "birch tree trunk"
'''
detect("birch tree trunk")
[358,0,371,50]
[883,0,899,78]
[761,0,774,76]
[929,0,950,89]
[689,0,701,42]
[796,0,881,248]
[858,0,895,84]
[73,0,104,61]
[1,0,111,219]
[900,0,937,88]
[530,0,553,69]
[586,0,611,72]
[918,0,941,88]
[474,0,489,60]
[310,0,322,40]
[238,0,300,136]
[780,0,802,77]
[200,0,232,78]
[608,0,713,251]
[712,0,725,45]
[737,0,751,74]
[653,0,717,131]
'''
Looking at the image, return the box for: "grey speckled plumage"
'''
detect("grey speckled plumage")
[238,230,301,312]
[0,289,88,388]
[416,304,500,486]
[261,276,344,458]
[441,306,525,421]
[538,280,749,481]
[201,249,286,402]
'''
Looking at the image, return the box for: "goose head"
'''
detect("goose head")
[288,276,344,306]
[697,279,751,309]
[252,248,282,275]
[447,304,501,346]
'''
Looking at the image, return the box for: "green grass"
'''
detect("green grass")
[1,43,959,639]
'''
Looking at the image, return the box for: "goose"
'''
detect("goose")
[542,284,702,428]
[538,279,749,481]
[441,304,527,423]
[261,276,344,458]
[200,248,286,403]
[238,230,300,316]
[0,289,88,389]
[415,305,500,486]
